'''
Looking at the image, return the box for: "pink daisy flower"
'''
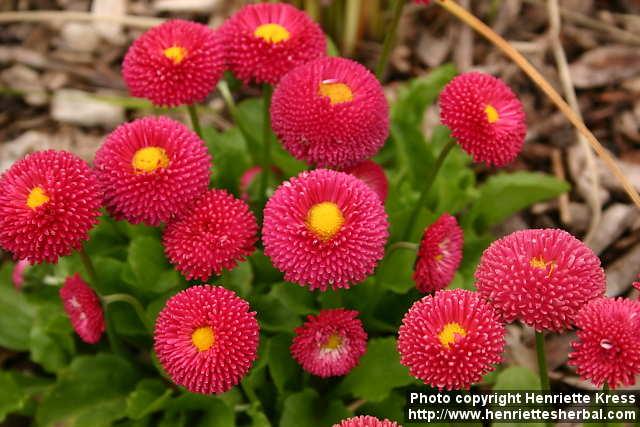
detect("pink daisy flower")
[154,285,259,394]
[262,169,389,291]
[342,160,388,202]
[59,274,105,344]
[12,259,30,291]
[475,228,606,332]
[291,309,367,377]
[0,150,101,264]
[413,213,463,293]
[334,416,401,427]
[271,57,389,168]
[94,117,211,226]
[239,165,282,202]
[122,19,224,107]
[163,189,258,281]
[633,274,640,291]
[569,297,640,389]
[398,289,505,390]
[439,72,526,167]
[220,3,326,85]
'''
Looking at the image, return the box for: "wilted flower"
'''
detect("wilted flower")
[154,285,259,394]
[262,169,389,291]
[271,57,389,168]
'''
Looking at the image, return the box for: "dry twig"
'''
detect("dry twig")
[546,0,601,244]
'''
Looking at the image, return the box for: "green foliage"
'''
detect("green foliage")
[338,338,415,402]
[0,64,571,426]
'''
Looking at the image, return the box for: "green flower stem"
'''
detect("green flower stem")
[103,293,153,333]
[375,0,406,80]
[79,247,125,355]
[401,138,456,241]
[535,331,551,391]
[187,104,202,138]
[78,246,97,285]
[387,241,419,255]
[259,84,273,203]
[535,331,553,427]
[218,80,261,165]
[602,383,609,427]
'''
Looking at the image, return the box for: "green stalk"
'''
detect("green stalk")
[535,331,553,427]
[78,247,97,285]
[258,85,273,202]
[79,247,125,355]
[401,139,456,240]
[535,331,551,391]
[218,80,261,165]
[375,0,406,80]
[103,293,153,333]
[187,104,202,138]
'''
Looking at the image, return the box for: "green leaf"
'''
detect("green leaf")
[0,262,35,350]
[375,249,417,294]
[197,399,235,427]
[493,366,543,427]
[279,389,350,427]
[127,236,179,294]
[29,301,75,373]
[465,172,570,233]
[267,334,301,393]
[126,379,173,420]
[493,366,541,390]
[270,283,316,315]
[36,354,140,427]
[221,261,253,299]
[202,126,251,194]
[338,337,414,402]
[251,294,300,333]
[0,371,25,423]
[391,64,457,127]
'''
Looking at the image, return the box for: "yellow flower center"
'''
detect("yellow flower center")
[26,186,49,209]
[132,147,170,174]
[485,104,500,124]
[530,256,556,277]
[323,333,342,350]
[254,23,290,44]
[318,81,354,105]
[306,202,345,241]
[163,46,187,65]
[438,322,467,349]
[191,326,215,352]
